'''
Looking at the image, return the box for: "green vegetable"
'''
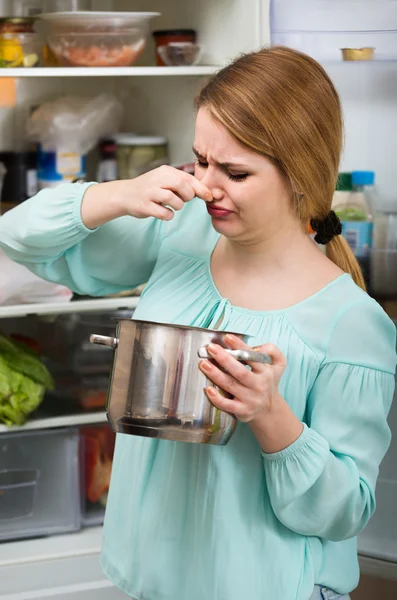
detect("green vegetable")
[0,335,54,426]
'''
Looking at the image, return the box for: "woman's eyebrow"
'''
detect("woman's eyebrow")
[192,147,249,170]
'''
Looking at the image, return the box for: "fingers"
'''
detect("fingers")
[158,166,212,203]
[155,188,185,212]
[199,359,248,398]
[224,334,270,374]
[224,334,251,352]
[225,335,286,373]
[147,202,175,221]
[165,179,196,203]
[205,387,250,423]
[187,174,213,202]
[199,343,256,390]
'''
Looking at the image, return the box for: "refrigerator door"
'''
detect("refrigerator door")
[358,334,397,562]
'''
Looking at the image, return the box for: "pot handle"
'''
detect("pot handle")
[89,334,119,349]
[198,347,271,364]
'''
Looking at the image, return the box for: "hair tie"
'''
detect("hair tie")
[310,210,342,245]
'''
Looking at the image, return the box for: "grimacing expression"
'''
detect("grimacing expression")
[193,108,296,245]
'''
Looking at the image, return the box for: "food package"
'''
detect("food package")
[0,249,73,306]
[26,93,123,154]
[81,425,115,505]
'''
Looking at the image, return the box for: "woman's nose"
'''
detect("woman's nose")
[199,168,224,201]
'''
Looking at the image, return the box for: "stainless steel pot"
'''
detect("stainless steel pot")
[90,319,270,445]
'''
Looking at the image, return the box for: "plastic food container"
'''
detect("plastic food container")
[37,146,86,188]
[153,29,196,66]
[116,135,169,179]
[0,32,42,67]
[158,43,202,66]
[0,428,80,541]
[341,47,374,61]
[0,469,39,520]
[36,11,160,67]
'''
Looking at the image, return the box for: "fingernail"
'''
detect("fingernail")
[207,387,217,397]
[207,343,218,355]
[201,360,212,371]
[226,334,238,342]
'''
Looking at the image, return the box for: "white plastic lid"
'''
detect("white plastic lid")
[114,134,167,146]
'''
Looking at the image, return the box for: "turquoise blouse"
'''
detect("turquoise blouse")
[0,183,396,600]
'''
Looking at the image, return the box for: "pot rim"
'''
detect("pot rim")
[114,318,246,337]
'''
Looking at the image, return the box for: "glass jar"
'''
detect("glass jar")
[152,29,196,66]
[115,135,169,179]
[0,18,35,34]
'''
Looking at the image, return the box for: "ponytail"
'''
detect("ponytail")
[326,235,366,291]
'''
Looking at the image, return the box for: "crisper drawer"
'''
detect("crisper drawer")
[0,428,81,541]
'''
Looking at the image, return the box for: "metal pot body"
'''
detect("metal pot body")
[90,320,257,445]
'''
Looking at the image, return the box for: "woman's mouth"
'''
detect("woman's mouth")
[206,204,233,219]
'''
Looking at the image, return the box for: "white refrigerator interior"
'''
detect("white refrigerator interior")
[0,0,396,595]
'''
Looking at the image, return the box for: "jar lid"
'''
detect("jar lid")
[335,172,352,191]
[351,170,375,186]
[0,17,36,24]
[152,29,196,37]
[115,134,167,146]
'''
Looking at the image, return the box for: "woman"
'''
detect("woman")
[0,47,395,600]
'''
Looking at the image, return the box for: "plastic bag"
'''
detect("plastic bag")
[0,250,73,306]
[26,93,123,154]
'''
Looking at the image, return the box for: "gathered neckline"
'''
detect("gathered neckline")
[206,234,351,316]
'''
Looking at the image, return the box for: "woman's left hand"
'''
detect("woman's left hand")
[198,333,287,424]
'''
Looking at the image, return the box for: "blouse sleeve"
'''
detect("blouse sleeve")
[0,182,166,296]
[263,299,396,542]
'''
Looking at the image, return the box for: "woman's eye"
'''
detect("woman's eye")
[228,173,248,182]
[196,159,208,169]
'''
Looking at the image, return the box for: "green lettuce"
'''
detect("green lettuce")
[0,335,55,426]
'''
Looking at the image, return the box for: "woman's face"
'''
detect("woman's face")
[193,107,298,245]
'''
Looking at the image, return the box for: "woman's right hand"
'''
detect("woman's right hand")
[81,165,213,230]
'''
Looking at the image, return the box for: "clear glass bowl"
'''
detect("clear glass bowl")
[157,43,202,66]
[47,30,146,67]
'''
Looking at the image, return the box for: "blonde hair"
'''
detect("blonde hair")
[196,45,366,290]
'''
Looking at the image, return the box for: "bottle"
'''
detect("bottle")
[96,139,117,183]
[334,170,378,289]
[332,172,353,214]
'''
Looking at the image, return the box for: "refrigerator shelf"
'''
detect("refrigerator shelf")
[0,297,139,319]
